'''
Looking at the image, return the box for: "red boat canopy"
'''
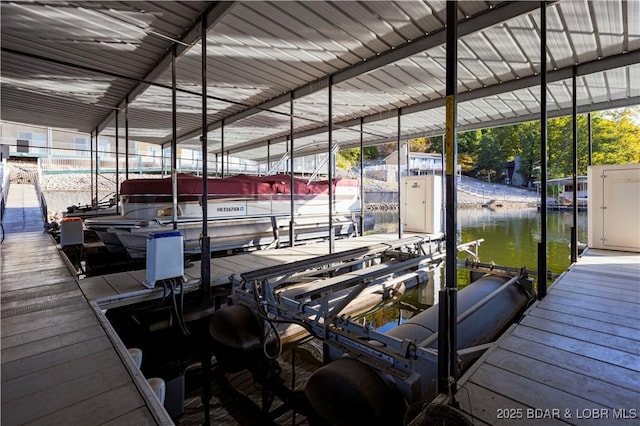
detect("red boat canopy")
[120,174,356,196]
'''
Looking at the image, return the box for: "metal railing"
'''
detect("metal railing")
[34,163,49,224]
[37,155,269,176]
[457,181,538,203]
[1,159,10,221]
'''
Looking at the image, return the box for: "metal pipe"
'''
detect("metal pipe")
[438,0,458,397]
[289,94,296,246]
[359,117,365,234]
[115,111,119,215]
[571,66,578,263]
[328,76,335,253]
[201,15,211,301]
[587,112,593,165]
[538,1,548,299]
[221,121,225,178]
[172,45,178,230]
[95,127,99,205]
[441,134,446,231]
[397,110,403,239]
[90,131,93,201]
[125,96,129,180]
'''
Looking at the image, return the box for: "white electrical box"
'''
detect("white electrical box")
[401,175,443,234]
[144,231,185,288]
[588,163,640,252]
[60,217,84,247]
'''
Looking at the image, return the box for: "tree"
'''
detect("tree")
[474,129,505,182]
[363,146,379,160]
[408,137,432,152]
[591,109,640,165]
[335,146,380,170]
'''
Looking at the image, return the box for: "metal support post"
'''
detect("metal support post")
[289,94,296,246]
[115,111,119,215]
[90,131,94,201]
[571,66,578,263]
[95,127,99,205]
[588,112,592,166]
[328,76,335,253]
[438,0,458,399]
[397,110,403,239]
[200,16,211,302]
[441,134,446,231]
[221,121,225,178]
[125,97,129,180]
[172,44,178,230]
[538,1,548,299]
[359,118,365,234]
[267,140,271,173]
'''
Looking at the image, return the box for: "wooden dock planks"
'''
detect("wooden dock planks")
[80,232,430,306]
[1,188,169,426]
[458,249,640,425]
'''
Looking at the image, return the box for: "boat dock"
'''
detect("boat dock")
[1,184,172,425]
[457,248,640,425]
[79,233,444,307]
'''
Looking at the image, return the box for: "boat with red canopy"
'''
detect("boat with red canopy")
[84,173,364,258]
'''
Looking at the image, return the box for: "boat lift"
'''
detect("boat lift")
[209,236,533,422]
[221,236,491,400]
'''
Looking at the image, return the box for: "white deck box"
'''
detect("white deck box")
[588,164,640,252]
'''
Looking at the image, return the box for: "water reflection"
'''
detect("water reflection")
[371,208,587,275]
[363,208,588,330]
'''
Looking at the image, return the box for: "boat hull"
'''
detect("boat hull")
[104,213,359,259]
[85,174,366,258]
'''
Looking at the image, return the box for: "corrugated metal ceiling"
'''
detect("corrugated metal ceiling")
[1,1,638,163]
[1,0,212,132]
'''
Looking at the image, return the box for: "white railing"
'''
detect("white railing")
[458,181,539,203]
[1,159,10,220]
[37,155,271,176]
[364,164,397,172]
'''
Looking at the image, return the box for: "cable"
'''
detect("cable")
[170,278,190,336]
[291,348,297,426]
[178,278,190,336]
[250,280,318,337]
[262,317,282,360]
[123,280,169,313]
[457,385,475,426]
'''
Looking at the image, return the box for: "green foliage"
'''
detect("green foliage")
[344,107,639,180]
[475,129,506,182]
[363,146,379,160]
[408,137,431,152]
[591,109,640,166]
[335,151,352,170]
[336,146,380,170]
[450,107,640,183]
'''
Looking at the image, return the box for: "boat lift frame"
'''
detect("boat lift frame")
[229,236,528,403]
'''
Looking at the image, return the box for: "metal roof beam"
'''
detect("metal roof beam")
[228,50,639,155]
[95,1,236,134]
[176,1,542,144]
[249,94,640,162]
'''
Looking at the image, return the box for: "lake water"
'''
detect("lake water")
[361,207,588,329]
[372,207,587,275]
[45,191,586,275]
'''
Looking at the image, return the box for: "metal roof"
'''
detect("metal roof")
[1,1,638,162]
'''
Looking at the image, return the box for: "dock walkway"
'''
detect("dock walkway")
[458,248,640,425]
[80,232,441,307]
[1,184,171,425]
